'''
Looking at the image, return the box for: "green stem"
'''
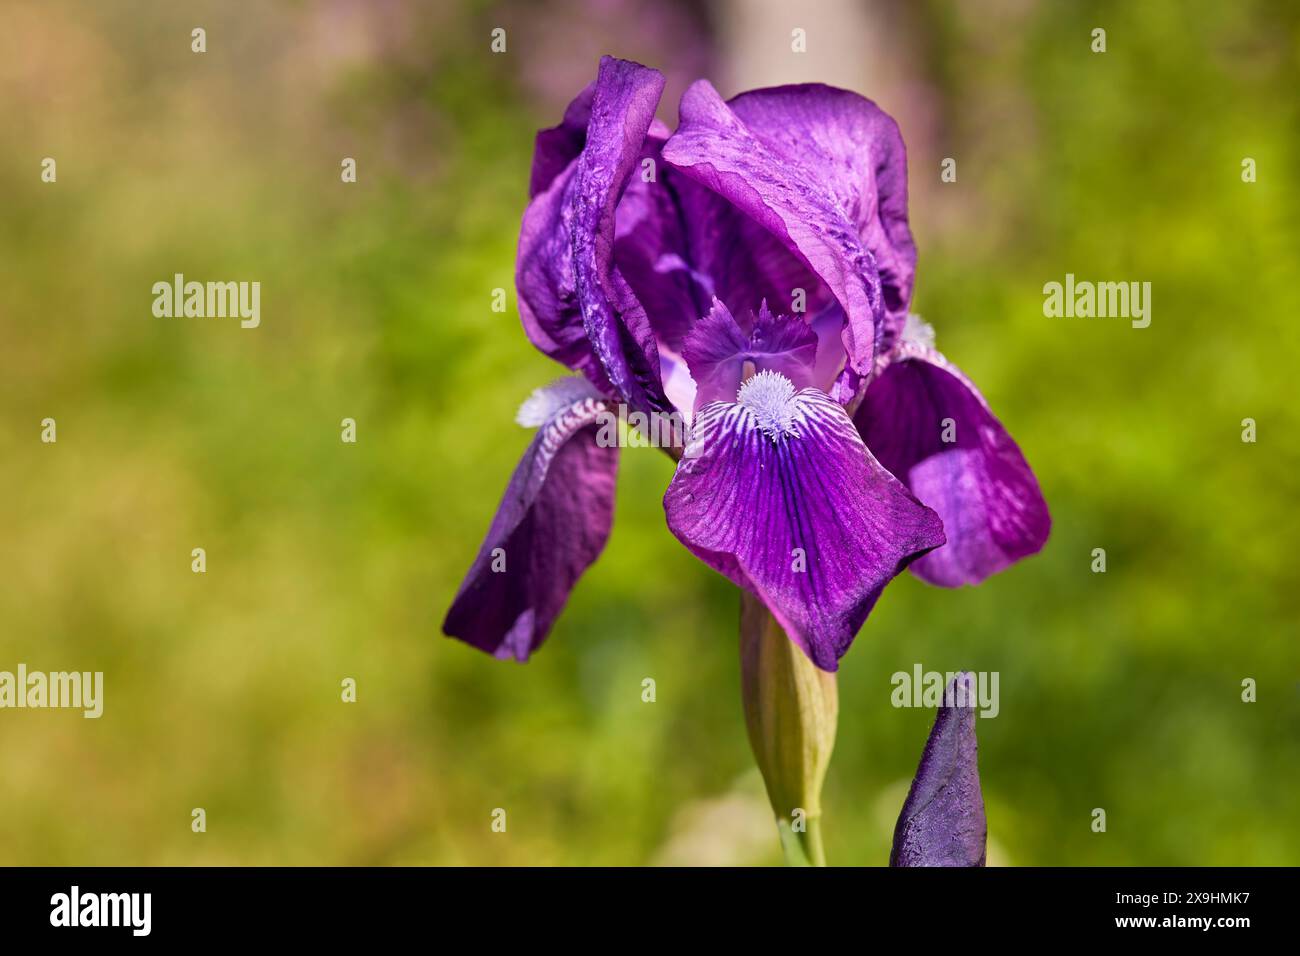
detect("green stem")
[777,814,827,867]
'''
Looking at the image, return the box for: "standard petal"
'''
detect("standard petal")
[443,383,617,661]
[516,56,671,414]
[727,84,916,351]
[855,344,1050,587]
[529,81,595,199]
[662,81,911,377]
[611,136,709,354]
[664,372,944,670]
[890,672,987,867]
[675,178,836,324]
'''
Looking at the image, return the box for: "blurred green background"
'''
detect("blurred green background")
[1,0,1297,865]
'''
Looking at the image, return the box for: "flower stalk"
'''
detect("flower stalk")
[739,590,838,866]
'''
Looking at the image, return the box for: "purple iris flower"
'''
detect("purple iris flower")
[891,672,987,867]
[443,56,1049,671]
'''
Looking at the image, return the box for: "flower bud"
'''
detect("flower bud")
[890,671,987,867]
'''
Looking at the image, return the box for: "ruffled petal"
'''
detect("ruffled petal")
[662,81,912,377]
[890,672,987,867]
[726,85,916,351]
[664,372,944,670]
[516,56,671,414]
[611,136,709,355]
[529,81,595,199]
[443,381,617,661]
[855,344,1050,587]
[675,180,836,323]
[613,141,831,415]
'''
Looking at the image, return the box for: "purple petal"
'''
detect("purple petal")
[676,181,836,323]
[612,136,709,354]
[529,81,595,199]
[613,140,826,365]
[682,299,819,406]
[726,85,916,351]
[662,81,913,378]
[890,672,987,867]
[855,345,1050,587]
[516,56,671,414]
[443,383,617,661]
[664,372,944,670]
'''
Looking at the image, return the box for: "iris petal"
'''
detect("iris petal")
[855,344,1050,587]
[443,382,617,661]
[662,81,916,378]
[612,137,708,355]
[726,85,917,352]
[516,56,671,414]
[664,376,944,670]
[528,81,595,199]
[675,183,835,323]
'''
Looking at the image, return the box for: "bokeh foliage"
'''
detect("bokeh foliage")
[1,0,1297,864]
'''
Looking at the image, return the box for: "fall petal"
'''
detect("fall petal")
[664,372,943,670]
[856,346,1050,587]
[443,382,617,661]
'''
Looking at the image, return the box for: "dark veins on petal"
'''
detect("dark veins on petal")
[664,380,944,669]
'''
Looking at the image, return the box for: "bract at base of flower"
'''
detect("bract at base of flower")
[739,590,837,866]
